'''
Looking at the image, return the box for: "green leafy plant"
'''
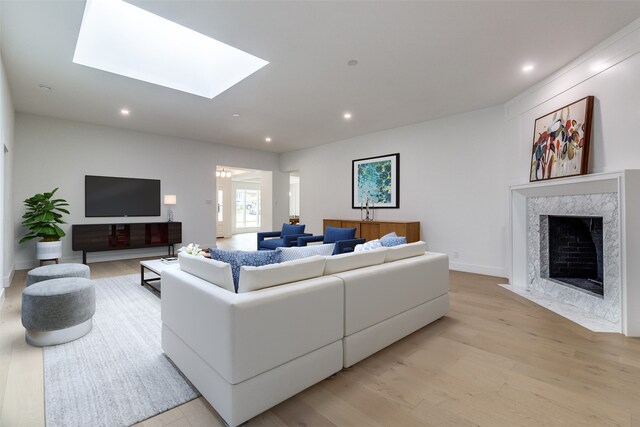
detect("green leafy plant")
[19,188,70,244]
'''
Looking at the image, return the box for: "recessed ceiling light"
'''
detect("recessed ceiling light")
[73,0,269,99]
[522,64,534,72]
[265,137,272,143]
[347,59,358,66]
[343,112,352,120]
[120,108,130,116]
[232,113,240,118]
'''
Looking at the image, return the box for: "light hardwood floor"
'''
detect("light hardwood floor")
[2,250,640,426]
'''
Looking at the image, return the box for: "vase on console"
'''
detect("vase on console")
[360,195,375,222]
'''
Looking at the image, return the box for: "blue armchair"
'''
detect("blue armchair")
[257,223,312,250]
[297,226,365,255]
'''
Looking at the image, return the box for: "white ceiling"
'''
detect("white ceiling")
[2,1,640,153]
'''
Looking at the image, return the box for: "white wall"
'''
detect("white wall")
[272,170,290,229]
[281,105,508,277]
[289,181,299,216]
[13,114,288,269]
[505,18,640,184]
[259,171,273,232]
[1,53,15,289]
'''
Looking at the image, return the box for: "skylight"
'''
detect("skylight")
[73,0,269,99]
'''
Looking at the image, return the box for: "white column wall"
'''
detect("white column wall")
[0,53,15,289]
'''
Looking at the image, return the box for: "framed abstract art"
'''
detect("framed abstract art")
[530,96,594,182]
[352,153,399,209]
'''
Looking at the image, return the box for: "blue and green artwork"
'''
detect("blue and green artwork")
[352,153,399,208]
[358,160,392,204]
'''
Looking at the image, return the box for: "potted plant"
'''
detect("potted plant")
[19,188,70,261]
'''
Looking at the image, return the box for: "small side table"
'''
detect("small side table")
[140,259,180,294]
[39,258,59,266]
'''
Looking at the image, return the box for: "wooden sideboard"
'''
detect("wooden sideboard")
[323,219,420,242]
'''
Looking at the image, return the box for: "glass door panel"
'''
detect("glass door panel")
[235,189,261,229]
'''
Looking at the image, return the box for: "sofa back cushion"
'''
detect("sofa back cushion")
[238,255,326,293]
[385,241,427,262]
[276,243,335,262]
[178,253,235,292]
[324,226,356,243]
[209,249,281,292]
[323,247,387,275]
[281,223,305,237]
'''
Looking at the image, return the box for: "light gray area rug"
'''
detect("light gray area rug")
[44,274,199,427]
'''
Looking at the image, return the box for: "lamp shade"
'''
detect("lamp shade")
[164,195,177,205]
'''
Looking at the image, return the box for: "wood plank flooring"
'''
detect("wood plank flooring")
[2,248,640,426]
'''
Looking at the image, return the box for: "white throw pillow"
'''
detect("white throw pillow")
[384,241,427,263]
[178,252,235,292]
[354,239,382,252]
[323,247,387,275]
[276,243,335,261]
[238,255,326,293]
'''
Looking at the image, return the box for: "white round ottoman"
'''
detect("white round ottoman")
[21,277,96,346]
[26,263,90,286]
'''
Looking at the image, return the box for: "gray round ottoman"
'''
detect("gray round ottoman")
[27,263,90,286]
[21,277,96,347]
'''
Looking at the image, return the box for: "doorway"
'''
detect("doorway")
[215,166,272,239]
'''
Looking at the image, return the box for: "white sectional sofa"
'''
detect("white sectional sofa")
[161,242,449,427]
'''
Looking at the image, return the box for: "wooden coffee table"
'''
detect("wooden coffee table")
[140,259,180,294]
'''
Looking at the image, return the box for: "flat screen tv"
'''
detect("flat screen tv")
[85,175,161,217]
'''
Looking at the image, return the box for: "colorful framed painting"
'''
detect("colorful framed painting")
[530,96,594,182]
[352,153,399,209]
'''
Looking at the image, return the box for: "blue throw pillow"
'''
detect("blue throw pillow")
[209,249,281,292]
[380,235,407,247]
[324,226,356,243]
[281,223,305,237]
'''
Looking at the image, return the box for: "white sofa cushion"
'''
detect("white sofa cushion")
[178,253,235,292]
[323,248,387,275]
[336,252,449,336]
[384,241,427,262]
[276,243,335,261]
[238,255,326,293]
[162,269,344,385]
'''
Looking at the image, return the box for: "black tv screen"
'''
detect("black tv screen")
[85,175,161,217]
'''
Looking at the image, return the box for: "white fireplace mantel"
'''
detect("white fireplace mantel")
[509,170,640,336]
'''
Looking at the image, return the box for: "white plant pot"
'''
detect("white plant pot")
[36,241,62,260]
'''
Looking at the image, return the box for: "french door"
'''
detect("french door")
[235,189,261,230]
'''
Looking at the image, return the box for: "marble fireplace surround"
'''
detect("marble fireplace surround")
[527,193,619,327]
[509,170,640,336]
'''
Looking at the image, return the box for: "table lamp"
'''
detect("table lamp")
[164,195,176,222]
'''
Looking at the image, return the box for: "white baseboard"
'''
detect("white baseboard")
[3,265,14,287]
[14,247,171,270]
[449,261,508,279]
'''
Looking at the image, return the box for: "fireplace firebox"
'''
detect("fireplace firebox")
[544,215,604,296]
